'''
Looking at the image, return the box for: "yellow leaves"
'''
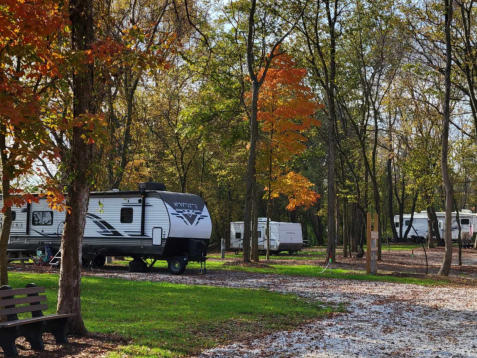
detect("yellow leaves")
[121,158,151,190]
[75,113,107,145]
[43,189,68,212]
[274,172,320,211]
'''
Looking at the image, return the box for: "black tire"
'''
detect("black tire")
[288,250,296,255]
[92,255,106,268]
[129,258,147,272]
[167,257,187,275]
[82,257,91,268]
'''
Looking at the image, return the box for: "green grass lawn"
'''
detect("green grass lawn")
[380,243,422,251]
[8,272,333,357]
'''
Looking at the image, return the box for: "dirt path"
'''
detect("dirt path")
[84,269,477,358]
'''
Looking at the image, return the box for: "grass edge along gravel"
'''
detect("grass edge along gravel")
[109,259,452,287]
[202,262,452,286]
[8,272,335,358]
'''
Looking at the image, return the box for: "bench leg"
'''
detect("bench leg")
[22,323,44,351]
[0,328,19,357]
[45,318,69,344]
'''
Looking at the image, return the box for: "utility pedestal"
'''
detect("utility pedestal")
[366,212,379,274]
[221,238,225,260]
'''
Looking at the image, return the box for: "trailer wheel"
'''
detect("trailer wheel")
[92,255,106,268]
[129,258,147,273]
[168,257,187,275]
[82,257,91,268]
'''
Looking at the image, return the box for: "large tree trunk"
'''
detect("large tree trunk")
[243,81,259,263]
[243,0,260,264]
[326,103,337,263]
[324,0,338,264]
[0,131,12,286]
[438,0,454,276]
[326,49,337,263]
[57,0,95,334]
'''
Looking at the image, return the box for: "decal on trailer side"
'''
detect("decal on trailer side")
[161,194,209,226]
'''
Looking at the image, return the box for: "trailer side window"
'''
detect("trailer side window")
[405,220,410,226]
[32,211,53,226]
[11,211,16,221]
[120,208,133,223]
[257,231,262,238]
[395,222,399,228]
[461,218,470,225]
[235,232,241,239]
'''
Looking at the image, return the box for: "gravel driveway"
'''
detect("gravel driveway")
[85,269,477,358]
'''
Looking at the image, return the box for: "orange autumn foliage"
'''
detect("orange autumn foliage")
[0,0,68,124]
[273,172,320,211]
[0,0,69,209]
[256,53,322,210]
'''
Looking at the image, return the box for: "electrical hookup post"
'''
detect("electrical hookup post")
[220,238,226,260]
[366,212,379,274]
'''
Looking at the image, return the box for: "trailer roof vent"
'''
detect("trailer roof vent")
[139,182,166,192]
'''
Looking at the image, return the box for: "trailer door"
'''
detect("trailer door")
[152,227,163,245]
[10,206,28,235]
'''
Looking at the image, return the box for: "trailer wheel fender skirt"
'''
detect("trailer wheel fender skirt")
[82,256,91,268]
[92,254,106,268]
[168,256,188,275]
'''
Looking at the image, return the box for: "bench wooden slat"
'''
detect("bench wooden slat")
[0,303,48,316]
[0,286,45,297]
[0,313,75,328]
[0,295,46,307]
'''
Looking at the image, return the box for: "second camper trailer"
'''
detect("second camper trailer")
[230,218,303,254]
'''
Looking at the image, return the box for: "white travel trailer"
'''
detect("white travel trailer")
[393,211,429,240]
[3,183,212,274]
[230,218,303,254]
[435,210,477,241]
[394,210,477,245]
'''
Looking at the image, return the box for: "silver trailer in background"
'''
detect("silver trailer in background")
[3,183,212,274]
[230,218,303,254]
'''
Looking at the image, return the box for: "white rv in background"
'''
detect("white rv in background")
[394,210,477,245]
[394,211,429,239]
[230,218,303,254]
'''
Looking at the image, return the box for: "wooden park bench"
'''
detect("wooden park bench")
[0,284,74,357]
